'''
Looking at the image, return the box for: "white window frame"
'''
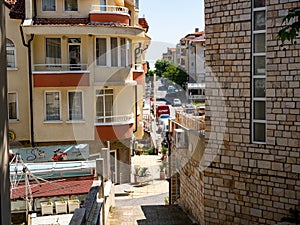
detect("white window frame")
[251,1,266,144]
[67,90,84,121]
[44,91,61,122]
[95,37,130,68]
[64,0,78,12]
[8,92,18,121]
[68,38,81,70]
[42,0,57,12]
[95,89,114,123]
[6,39,16,69]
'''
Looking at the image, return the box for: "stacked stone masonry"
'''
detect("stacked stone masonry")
[203,0,300,224]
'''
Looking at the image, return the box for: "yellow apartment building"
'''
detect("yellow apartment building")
[5,0,150,183]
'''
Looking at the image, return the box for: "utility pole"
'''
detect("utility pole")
[0,1,11,224]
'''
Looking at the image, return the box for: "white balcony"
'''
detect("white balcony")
[90,5,129,14]
[33,64,89,73]
[95,113,134,125]
[89,5,130,25]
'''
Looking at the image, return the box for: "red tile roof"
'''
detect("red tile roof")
[6,0,25,19]
[5,0,17,8]
[139,18,149,32]
[11,175,96,200]
[34,18,89,25]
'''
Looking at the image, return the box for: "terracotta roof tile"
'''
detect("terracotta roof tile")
[8,0,25,19]
[5,0,17,8]
[34,18,89,25]
[138,18,149,32]
[11,175,96,200]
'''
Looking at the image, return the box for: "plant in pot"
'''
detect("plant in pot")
[134,166,140,183]
[40,199,54,215]
[55,199,67,214]
[68,199,80,213]
[159,164,166,180]
[137,167,150,183]
[161,146,168,161]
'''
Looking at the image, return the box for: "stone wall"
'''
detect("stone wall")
[204,0,300,224]
[169,119,205,224]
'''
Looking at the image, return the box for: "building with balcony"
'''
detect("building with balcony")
[164,29,205,103]
[169,0,300,225]
[162,47,176,64]
[5,0,150,184]
[187,33,205,103]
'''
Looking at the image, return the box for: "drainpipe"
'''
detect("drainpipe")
[20,25,35,146]
[133,85,138,133]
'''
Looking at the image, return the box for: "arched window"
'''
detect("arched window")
[6,39,16,69]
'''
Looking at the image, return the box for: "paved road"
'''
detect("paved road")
[107,155,194,225]
[107,205,194,225]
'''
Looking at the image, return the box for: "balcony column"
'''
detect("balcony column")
[0,1,11,224]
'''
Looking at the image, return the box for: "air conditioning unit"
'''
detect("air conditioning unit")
[174,129,188,149]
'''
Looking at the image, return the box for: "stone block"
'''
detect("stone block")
[250,208,262,217]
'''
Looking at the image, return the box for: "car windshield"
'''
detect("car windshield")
[160,114,170,119]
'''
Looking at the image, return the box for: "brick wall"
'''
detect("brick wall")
[204,0,300,224]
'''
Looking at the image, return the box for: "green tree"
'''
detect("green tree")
[278,7,300,45]
[145,61,155,77]
[163,65,187,88]
[154,59,172,77]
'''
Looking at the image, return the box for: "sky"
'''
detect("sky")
[139,0,205,67]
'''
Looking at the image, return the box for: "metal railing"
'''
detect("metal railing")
[95,113,134,124]
[90,5,129,14]
[189,95,205,100]
[33,64,89,72]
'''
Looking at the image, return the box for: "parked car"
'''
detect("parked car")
[167,85,175,94]
[158,114,170,132]
[172,98,182,106]
[156,105,170,118]
[184,104,196,114]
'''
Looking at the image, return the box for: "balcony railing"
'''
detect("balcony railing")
[33,64,89,73]
[95,113,134,125]
[175,111,205,134]
[133,64,143,70]
[90,5,129,14]
[189,95,205,100]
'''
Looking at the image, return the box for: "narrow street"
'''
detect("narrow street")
[105,78,194,224]
[106,155,194,225]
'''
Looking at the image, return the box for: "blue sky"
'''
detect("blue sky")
[139,0,205,65]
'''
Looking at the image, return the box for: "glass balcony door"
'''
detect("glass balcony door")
[96,89,113,123]
[68,38,81,70]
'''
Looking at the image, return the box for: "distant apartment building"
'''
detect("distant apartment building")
[187,33,205,103]
[172,28,205,103]
[162,47,176,64]
[169,0,300,224]
[5,0,150,184]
